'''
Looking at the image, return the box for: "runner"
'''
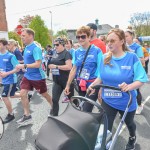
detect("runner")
[15,28,53,126]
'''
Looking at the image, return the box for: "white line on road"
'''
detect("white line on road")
[142,96,150,106]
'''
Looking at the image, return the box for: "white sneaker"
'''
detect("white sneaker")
[136,105,143,115]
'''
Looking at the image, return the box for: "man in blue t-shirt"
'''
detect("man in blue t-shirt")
[0,39,20,124]
[15,28,53,126]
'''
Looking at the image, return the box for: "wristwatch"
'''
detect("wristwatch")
[56,65,58,69]
[24,64,27,69]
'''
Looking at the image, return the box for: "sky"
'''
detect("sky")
[5,0,150,34]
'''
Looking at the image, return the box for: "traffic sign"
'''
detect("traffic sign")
[15,25,23,35]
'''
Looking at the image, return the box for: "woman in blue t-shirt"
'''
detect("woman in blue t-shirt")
[64,26,103,112]
[125,26,145,115]
[88,28,148,150]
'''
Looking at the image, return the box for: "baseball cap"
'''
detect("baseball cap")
[87,23,97,31]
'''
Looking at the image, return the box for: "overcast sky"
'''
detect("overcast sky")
[5,0,150,33]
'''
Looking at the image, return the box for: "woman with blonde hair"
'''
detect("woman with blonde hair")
[88,28,148,150]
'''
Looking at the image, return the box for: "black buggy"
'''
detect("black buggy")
[35,84,132,150]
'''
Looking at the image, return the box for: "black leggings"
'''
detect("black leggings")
[102,100,136,137]
[137,88,142,106]
[78,87,99,112]
[52,81,74,116]
[145,59,149,74]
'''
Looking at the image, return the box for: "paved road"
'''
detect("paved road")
[0,73,150,150]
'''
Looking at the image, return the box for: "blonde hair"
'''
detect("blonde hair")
[125,26,135,37]
[104,28,129,66]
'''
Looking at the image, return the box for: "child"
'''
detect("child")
[0,39,20,124]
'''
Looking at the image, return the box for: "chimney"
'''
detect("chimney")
[95,19,99,26]
[0,0,8,31]
[115,25,119,28]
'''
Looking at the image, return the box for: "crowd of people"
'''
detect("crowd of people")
[0,23,150,150]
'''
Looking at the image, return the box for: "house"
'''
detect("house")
[0,0,8,39]
[66,20,117,43]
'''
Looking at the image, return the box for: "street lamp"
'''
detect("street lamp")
[49,11,53,47]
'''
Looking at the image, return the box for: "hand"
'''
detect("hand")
[87,85,95,96]
[0,71,8,78]
[48,64,57,69]
[16,64,24,69]
[64,85,70,95]
[118,82,131,92]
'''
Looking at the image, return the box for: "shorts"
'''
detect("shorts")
[1,83,17,97]
[20,77,47,94]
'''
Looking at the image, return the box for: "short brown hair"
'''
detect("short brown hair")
[0,39,8,46]
[22,28,35,38]
[76,26,90,37]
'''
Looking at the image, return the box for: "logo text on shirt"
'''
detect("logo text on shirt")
[121,66,131,70]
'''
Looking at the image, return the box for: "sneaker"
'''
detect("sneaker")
[16,115,32,126]
[3,114,15,124]
[136,105,143,115]
[62,96,70,103]
[125,136,136,150]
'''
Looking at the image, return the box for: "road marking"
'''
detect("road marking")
[142,96,150,106]
[118,95,150,135]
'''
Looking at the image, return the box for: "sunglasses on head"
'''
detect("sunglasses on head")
[106,39,116,44]
[54,43,60,47]
[76,35,86,40]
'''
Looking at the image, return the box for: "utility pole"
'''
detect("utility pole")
[49,11,53,47]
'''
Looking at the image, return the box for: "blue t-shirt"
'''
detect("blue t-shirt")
[0,51,19,84]
[24,42,46,80]
[96,52,148,111]
[128,42,143,58]
[73,44,103,87]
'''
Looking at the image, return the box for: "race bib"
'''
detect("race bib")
[80,68,90,80]
[52,68,60,75]
[104,89,122,98]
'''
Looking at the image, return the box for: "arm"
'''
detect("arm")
[119,81,143,92]
[49,59,72,70]
[64,65,77,95]
[0,55,19,78]
[0,68,19,78]
[16,60,42,69]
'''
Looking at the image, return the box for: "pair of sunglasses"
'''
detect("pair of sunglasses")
[76,35,86,40]
[54,43,60,47]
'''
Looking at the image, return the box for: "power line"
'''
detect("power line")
[10,0,81,15]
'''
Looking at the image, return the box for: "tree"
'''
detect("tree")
[55,29,67,38]
[129,12,150,36]
[29,15,51,48]
[19,15,34,28]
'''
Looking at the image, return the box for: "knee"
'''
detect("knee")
[20,91,27,99]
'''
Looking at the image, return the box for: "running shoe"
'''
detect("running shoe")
[16,115,33,126]
[3,114,15,124]
[125,136,136,150]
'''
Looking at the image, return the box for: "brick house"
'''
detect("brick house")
[0,0,8,39]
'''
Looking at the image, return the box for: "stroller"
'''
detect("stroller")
[35,84,132,150]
